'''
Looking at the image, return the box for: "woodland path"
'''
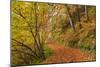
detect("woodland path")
[42,40,95,64]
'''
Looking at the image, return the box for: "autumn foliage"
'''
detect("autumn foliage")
[11,0,96,66]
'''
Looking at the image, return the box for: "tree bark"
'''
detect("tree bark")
[76,5,82,29]
[85,5,88,21]
[66,5,75,31]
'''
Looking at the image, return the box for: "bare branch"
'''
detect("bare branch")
[12,39,39,58]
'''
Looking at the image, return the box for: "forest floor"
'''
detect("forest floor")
[42,40,95,64]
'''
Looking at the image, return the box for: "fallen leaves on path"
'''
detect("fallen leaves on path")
[42,40,95,64]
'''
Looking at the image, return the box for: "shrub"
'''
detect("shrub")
[32,44,52,64]
[80,43,96,51]
[43,45,52,58]
[68,38,79,48]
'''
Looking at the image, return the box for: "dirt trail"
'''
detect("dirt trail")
[42,40,95,64]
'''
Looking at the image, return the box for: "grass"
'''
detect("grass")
[32,58,42,64]
[68,38,79,48]
[79,43,96,52]
[32,44,52,64]
[43,44,52,58]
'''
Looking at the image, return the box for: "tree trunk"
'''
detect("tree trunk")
[34,3,45,60]
[85,5,88,21]
[76,5,82,29]
[66,5,75,31]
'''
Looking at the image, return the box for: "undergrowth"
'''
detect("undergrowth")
[32,44,52,64]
